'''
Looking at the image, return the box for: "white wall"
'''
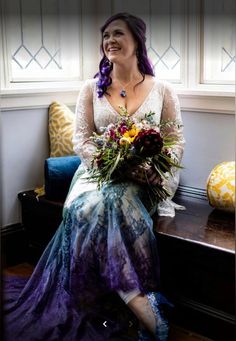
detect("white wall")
[0,108,235,227]
[1,108,49,227]
[180,111,235,189]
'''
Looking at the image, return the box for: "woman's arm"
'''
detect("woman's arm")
[161,82,185,164]
[157,82,185,216]
[72,80,97,169]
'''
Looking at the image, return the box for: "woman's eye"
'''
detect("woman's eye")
[103,31,123,40]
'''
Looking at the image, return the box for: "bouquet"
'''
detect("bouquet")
[88,107,183,204]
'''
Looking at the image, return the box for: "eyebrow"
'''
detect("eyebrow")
[103,28,124,35]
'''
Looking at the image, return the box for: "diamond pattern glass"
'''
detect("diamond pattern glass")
[12,0,61,70]
[221,47,235,72]
[146,0,182,82]
[12,45,33,69]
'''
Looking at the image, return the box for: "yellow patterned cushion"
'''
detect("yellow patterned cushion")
[207,161,235,212]
[49,101,76,157]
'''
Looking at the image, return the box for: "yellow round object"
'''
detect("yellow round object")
[207,161,235,212]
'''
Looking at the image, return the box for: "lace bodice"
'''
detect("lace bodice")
[72,77,185,217]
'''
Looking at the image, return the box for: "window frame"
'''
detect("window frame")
[0,1,235,114]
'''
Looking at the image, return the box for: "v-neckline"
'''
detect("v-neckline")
[102,80,156,117]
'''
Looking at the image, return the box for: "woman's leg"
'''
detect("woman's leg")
[117,290,156,335]
[118,290,171,340]
[127,294,156,336]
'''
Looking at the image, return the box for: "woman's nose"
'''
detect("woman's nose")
[108,35,116,43]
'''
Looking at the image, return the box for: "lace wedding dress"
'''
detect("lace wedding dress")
[3,78,184,341]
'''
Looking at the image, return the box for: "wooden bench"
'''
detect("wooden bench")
[18,190,235,341]
[154,194,235,341]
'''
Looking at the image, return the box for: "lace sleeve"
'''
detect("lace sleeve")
[157,82,185,217]
[72,80,97,169]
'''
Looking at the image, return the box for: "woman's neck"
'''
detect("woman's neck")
[111,63,142,84]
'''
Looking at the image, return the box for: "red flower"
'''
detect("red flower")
[133,129,163,156]
[118,123,128,135]
[108,128,120,142]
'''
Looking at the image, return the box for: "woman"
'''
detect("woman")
[4,13,184,341]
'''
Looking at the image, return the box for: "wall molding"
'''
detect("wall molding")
[178,92,235,115]
[176,185,207,200]
[1,223,25,236]
[0,87,81,111]
[1,86,235,114]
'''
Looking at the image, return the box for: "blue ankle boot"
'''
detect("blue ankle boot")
[137,292,173,341]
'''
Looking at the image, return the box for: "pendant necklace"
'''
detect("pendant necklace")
[117,79,133,98]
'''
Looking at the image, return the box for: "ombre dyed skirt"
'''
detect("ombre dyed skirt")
[3,169,161,340]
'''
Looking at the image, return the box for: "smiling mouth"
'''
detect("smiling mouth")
[108,48,120,52]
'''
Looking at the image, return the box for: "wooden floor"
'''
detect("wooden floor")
[3,262,35,277]
[169,326,214,341]
[3,263,215,341]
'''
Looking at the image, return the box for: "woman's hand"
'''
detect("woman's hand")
[126,163,162,186]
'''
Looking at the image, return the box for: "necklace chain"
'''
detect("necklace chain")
[116,79,133,98]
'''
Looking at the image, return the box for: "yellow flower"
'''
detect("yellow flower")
[119,137,131,145]
[123,124,140,142]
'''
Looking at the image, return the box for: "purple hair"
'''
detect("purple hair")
[95,12,155,98]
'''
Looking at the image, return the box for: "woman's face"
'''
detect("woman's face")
[102,19,137,64]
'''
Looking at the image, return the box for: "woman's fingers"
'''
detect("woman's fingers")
[149,175,162,185]
[126,164,162,186]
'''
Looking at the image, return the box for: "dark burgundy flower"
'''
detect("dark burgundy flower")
[109,129,116,139]
[134,129,163,156]
[118,123,128,135]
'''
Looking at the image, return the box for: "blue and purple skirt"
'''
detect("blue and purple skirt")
[3,172,161,340]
